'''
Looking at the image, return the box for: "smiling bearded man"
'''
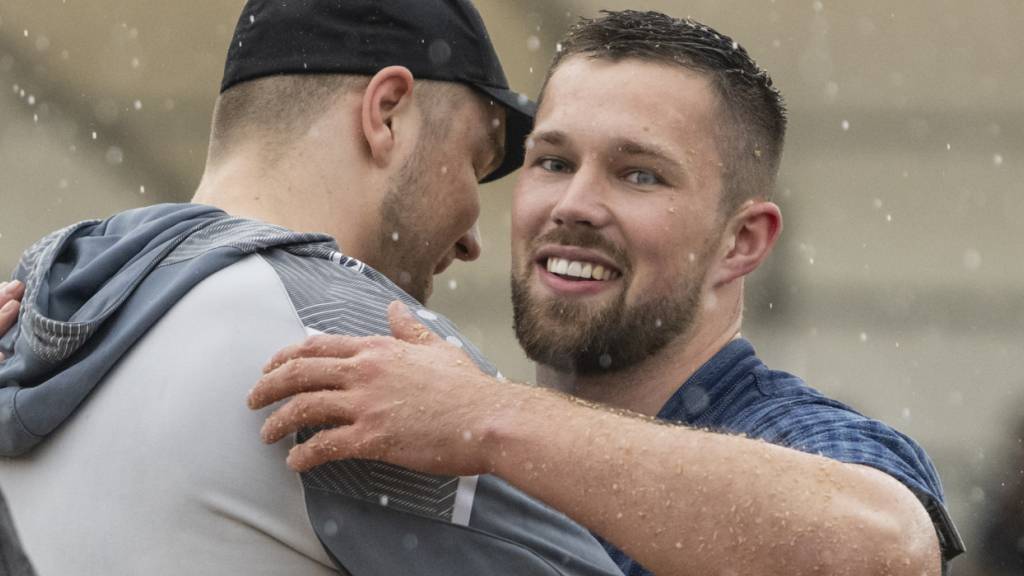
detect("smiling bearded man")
[0,2,632,576]
[511,222,714,375]
[248,9,964,576]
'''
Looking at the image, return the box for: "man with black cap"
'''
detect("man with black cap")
[0,1,623,575]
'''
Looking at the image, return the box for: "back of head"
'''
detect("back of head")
[208,74,467,167]
[208,73,362,166]
[208,0,535,182]
[546,10,787,215]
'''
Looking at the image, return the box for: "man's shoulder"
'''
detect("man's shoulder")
[742,362,865,427]
[709,348,949,506]
[667,339,842,432]
[735,351,965,561]
[257,249,498,376]
[258,248,415,316]
[717,358,910,453]
[673,341,943,492]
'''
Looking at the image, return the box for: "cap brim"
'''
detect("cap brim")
[472,85,537,184]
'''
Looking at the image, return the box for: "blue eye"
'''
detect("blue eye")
[539,158,572,173]
[625,170,661,186]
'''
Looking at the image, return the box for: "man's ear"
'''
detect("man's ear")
[361,66,416,168]
[709,200,783,287]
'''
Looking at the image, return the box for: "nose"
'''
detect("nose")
[455,222,482,262]
[549,166,611,228]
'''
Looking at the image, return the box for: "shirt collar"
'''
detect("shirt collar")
[655,337,761,424]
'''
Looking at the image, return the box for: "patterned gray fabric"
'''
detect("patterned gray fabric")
[261,248,493,522]
[259,247,621,576]
[159,217,332,268]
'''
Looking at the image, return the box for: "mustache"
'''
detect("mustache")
[531,227,631,275]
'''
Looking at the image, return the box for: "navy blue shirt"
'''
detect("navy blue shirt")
[597,338,964,575]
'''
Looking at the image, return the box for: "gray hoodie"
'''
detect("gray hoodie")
[0,203,622,576]
[0,203,331,455]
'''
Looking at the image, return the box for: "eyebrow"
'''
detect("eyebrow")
[609,138,685,173]
[529,130,568,147]
[530,130,686,174]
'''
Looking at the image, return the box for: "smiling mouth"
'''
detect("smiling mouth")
[543,257,621,281]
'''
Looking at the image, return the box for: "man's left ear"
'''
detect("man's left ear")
[709,201,783,287]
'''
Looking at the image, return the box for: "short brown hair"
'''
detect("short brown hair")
[546,10,788,215]
[208,74,469,165]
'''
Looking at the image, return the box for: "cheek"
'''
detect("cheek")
[511,175,553,237]
[510,189,545,268]
[443,171,480,228]
[623,209,703,279]
[457,184,480,227]
[509,204,530,264]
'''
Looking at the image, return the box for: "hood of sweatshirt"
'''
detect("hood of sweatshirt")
[0,203,333,456]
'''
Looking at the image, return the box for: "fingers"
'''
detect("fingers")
[388,301,441,345]
[284,426,387,471]
[262,334,384,374]
[0,282,22,363]
[0,280,25,302]
[260,390,357,444]
[249,356,360,409]
[0,281,24,327]
[287,428,347,472]
[0,299,19,327]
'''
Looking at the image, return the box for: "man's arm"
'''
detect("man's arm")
[250,302,941,576]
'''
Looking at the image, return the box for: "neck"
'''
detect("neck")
[537,283,745,416]
[191,112,384,264]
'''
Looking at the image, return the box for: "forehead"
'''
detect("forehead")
[535,57,721,160]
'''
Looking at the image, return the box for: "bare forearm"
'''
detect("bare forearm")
[483,389,939,576]
[250,313,941,575]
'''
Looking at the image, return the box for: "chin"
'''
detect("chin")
[408,280,432,304]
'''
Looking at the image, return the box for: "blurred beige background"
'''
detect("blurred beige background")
[1,0,1021,572]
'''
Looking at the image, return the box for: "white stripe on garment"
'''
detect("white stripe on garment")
[452,475,479,526]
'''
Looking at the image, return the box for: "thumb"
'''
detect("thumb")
[388,301,443,345]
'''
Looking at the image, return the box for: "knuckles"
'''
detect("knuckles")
[300,334,336,354]
[351,356,379,381]
[359,335,396,355]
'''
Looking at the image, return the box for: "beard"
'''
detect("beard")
[375,143,435,303]
[511,227,710,376]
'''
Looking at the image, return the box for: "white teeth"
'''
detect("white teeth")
[545,258,617,281]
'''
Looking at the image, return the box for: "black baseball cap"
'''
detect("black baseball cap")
[221,0,536,183]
